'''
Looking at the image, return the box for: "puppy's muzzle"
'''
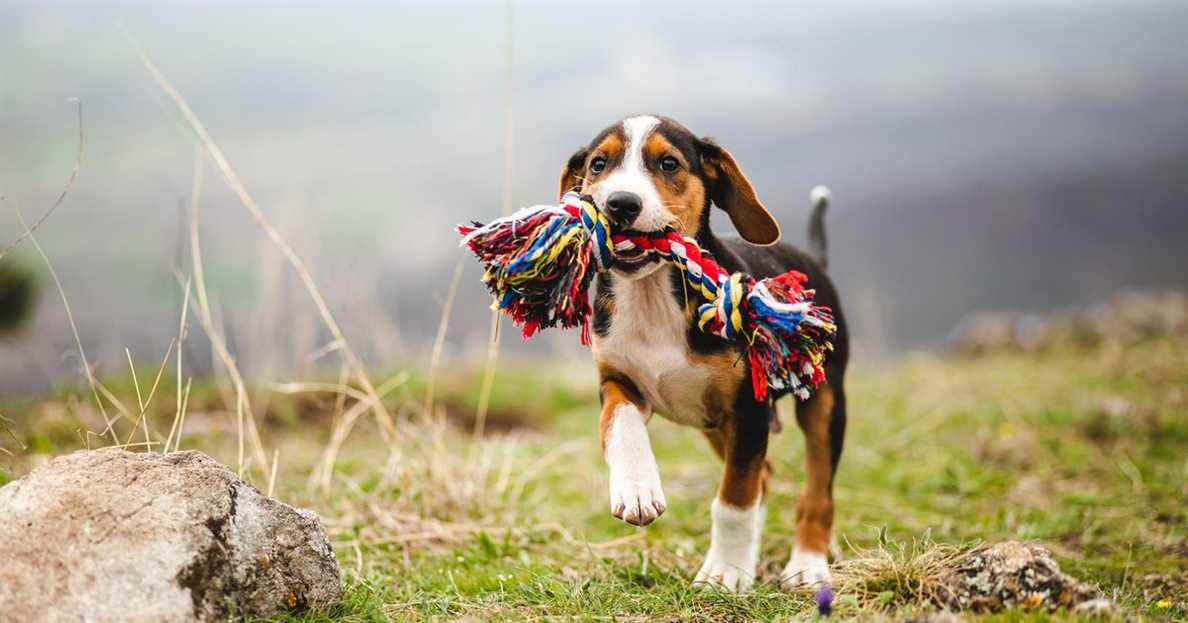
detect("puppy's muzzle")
[605,191,642,227]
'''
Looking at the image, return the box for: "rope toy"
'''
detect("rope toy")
[457,192,836,401]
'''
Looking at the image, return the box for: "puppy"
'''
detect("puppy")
[559,115,849,592]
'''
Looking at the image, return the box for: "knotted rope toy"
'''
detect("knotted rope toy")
[457,192,837,401]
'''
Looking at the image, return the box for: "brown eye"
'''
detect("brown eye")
[590,156,607,174]
[660,156,679,172]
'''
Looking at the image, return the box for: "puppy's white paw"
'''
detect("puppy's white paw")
[604,405,665,526]
[608,469,666,526]
[692,499,763,593]
[780,549,832,589]
[693,552,757,593]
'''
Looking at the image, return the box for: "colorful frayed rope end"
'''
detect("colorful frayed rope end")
[458,192,836,401]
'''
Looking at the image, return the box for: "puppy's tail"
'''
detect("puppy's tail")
[807,185,832,270]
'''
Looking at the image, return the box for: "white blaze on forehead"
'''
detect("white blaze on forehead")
[592,115,667,232]
[621,115,660,170]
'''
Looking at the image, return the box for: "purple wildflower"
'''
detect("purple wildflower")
[816,584,835,617]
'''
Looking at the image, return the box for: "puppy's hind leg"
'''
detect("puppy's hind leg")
[600,378,666,527]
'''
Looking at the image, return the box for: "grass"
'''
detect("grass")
[2,335,1185,621]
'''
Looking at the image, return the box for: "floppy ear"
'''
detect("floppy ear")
[699,139,781,245]
[558,147,589,199]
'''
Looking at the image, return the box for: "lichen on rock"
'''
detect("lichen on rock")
[939,541,1100,613]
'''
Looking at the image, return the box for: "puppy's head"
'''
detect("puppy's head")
[559,115,779,277]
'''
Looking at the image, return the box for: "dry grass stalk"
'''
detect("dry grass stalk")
[423,257,465,418]
[106,440,161,451]
[163,276,193,453]
[832,533,969,609]
[473,314,502,438]
[125,348,148,448]
[308,372,409,493]
[0,99,83,261]
[205,302,238,411]
[331,362,351,428]
[322,419,644,555]
[119,341,176,449]
[304,338,344,364]
[269,381,370,403]
[303,361,353,491]
[184,146,268,473]
[12,206,118,445]
[90,379,133,422]
[472,3,518,438]
[126,348,144,416]
[0,414,26,453]
[4,106,118,444]
[122,29,397,443]
[165,377,193,453]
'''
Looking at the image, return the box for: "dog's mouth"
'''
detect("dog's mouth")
[611,238,662,271]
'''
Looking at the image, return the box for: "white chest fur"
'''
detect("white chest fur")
[592,266,717,427]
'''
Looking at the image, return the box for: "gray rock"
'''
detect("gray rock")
[0,449,342,622]
[939,541,1101,613]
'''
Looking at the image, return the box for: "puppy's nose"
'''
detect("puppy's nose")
[605,191,643,226]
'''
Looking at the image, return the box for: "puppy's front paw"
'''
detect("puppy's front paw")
[694,552,756,593]
[780,549,831,589]
[608,469,666,526]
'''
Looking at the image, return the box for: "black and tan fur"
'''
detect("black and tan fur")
[561,115,848,591]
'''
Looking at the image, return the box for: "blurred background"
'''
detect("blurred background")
[2,0,1187,393]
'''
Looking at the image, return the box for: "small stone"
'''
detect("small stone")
[939,541,1102,614]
